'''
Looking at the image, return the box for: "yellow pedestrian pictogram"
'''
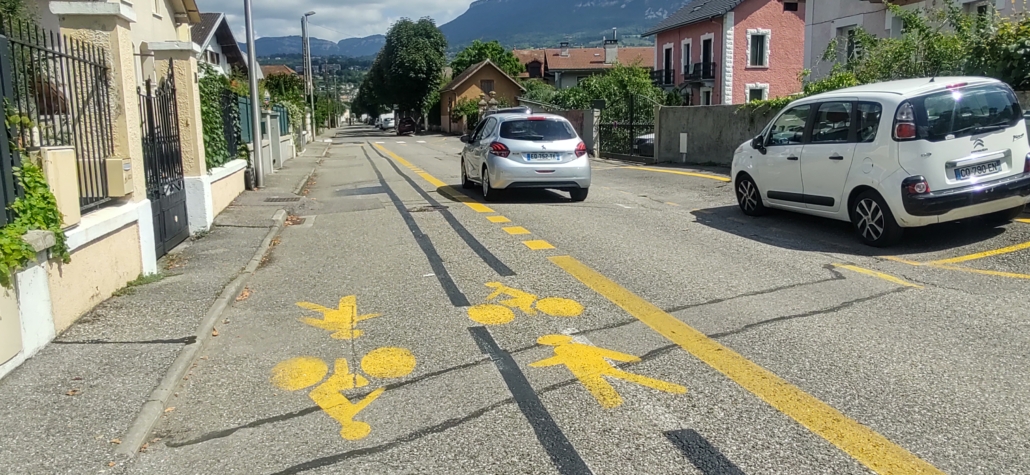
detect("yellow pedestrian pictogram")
[271,347,416,441]
[530,335,686,409]
[297,296,381,339]
[467,282,584,325]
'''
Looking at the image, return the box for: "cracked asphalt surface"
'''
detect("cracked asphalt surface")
[131,126,1030,474]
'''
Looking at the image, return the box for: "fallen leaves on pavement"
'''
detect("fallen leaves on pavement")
[66,389,81,396]
[211,328,219,337]
[110,439,121,445]
[236,287,252,302]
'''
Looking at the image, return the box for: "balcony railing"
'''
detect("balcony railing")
[685,62,718,81]
[650,69,676,86]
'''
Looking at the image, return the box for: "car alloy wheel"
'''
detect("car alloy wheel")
[482,166,498,201]
[738,180,759,213]
[854,198,885,242]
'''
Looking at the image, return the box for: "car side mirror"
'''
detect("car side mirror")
[460,135,470,144]
[751,135,766,154]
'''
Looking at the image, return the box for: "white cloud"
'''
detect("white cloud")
[198,0,471,42]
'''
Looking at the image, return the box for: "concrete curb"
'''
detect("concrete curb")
[115,209,288,458]
[292,168,317,196]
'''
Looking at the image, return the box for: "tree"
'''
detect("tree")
[264,73,305,105]
[550,64,668,113]
[451,40,525,78]
[519,79,556,104]
[376,17,448,123]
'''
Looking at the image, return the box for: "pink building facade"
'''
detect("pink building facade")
[646,0,806,106]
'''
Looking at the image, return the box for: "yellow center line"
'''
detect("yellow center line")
[621,166,731,182]
[549,255,944,475]
[375,144,495,214]
[833,264,923,289]
[926,240,1030,266]
[1016,218,1030,224]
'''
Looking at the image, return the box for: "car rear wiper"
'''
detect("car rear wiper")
[951,122,1010,136]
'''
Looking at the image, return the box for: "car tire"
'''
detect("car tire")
[570,188,589,202]
[461,160,474,189]
[482,166,501,202]
[735,174,767,216]
[984,204,1025,225]
[850,190,903,247]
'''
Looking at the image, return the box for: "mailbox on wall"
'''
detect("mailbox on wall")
[105,157,133,197]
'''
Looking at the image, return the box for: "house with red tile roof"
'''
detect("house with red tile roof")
[261,65,297,77]
[643,0,806,106]
[513,40,655,89]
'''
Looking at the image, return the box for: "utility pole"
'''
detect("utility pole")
[244,0,263,187]
[302,11,316,137]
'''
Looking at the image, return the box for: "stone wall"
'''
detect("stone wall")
[656,105,778,165]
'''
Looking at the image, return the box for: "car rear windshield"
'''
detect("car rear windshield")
[499,119,577,141]
[911,84,1023,142]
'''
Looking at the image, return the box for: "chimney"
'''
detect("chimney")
[560,41,570,57]
[604,38,618,64]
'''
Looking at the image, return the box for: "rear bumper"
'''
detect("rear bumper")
[901,172,1030,217]
[487,155,591,190]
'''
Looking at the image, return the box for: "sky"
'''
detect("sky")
[197,0,472,42]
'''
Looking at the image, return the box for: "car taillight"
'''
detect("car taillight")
[575,142,587,158]
[1025,153,1030,174]
[903,176,930,195]
[528,116,546,121]
[893,102,917,141]
[490,142,510,158]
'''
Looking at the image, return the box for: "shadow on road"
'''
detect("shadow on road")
[691,205,1008,257]
[435,184,575,204]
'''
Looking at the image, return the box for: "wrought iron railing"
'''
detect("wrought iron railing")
[650,69,676,86]
[0,17,115,213]
[219,89,241,165]
[686,62,718,81]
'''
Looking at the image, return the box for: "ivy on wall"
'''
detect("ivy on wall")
[199,64,234,169]
[0,160,70,289]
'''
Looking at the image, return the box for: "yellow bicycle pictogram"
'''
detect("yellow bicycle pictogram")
[270,347,416,441]
[467,282,584,325]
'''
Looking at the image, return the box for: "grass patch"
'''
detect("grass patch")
[112,273,166,297]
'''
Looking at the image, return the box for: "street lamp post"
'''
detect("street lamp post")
[302,11,316,137]
[244,0,263,187]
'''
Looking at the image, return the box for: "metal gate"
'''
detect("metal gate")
[598,94,656,157]
[139,64,188,258]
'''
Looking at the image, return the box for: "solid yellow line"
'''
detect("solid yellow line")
[927,240,1030,266]
[1016,218,1030,224]
[523,240,555,250]
[487,215,511,223]
[375,144,495,214]
[549,255,944,475]
[621,166,731,182]
[503,226,531,235]
[834,264,923,289]
[665,202,681,207]
[931,264,1030,280]
[882,256,925,266]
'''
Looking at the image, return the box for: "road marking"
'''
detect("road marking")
[881,256,925,266]
[1017,218,1030,224]
[549,255,944,475]
[417,140,427,143]
[665,202,680,207]
[833,264,923,289]
[487,215,512,223]
[396,141,406,144]
[932,264,1030,280]
[375,144,496,213]
[621,166,731,182]
[375,141,385,144]
[468,282,584,325]
[926,240,1030,265]
[503,226,532,235]
[530,334,686,409]
[523,240,556,250]
[616,204,633,209]
[297,296,381,339]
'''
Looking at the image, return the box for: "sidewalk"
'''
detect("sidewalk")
[0,134,334,474]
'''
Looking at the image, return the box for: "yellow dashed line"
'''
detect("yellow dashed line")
[926,240,1030,266]
[503,226,531,235]
[550,255,944,475]
[487,216,511,223]
[621,166,731,182]
[833,264,922,289]
[375,144,495,214]
[522,240,556,250]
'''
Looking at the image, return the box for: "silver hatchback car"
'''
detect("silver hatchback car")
[460,113,591,201]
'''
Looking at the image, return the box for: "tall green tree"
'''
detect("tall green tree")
[451,40,525,78]
[264,73,305,105]
[377,17,447,122]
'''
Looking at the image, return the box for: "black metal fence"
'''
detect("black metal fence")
[220,89,241,163]
[0,17,115,213]
[0,36,18,227]
[598,94,656,156]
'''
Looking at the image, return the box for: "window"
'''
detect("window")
[471,119,489,141]
[480,80,494,93]
[681,43,691,73]
[784,2,799,11]
[767,105,811,146]
[839,27,860,62]
[811,102,853,144]
[749,88,765,102]
[701,89,713,106]
[528,61,542,78]
[748,30,769,67]
[856,102,882,143]
[913,84,1022,142]
[500,119,577,141]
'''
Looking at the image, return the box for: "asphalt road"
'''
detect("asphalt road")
[132,126,1030,475]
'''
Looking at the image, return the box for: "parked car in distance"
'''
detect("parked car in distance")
[459,113,591,202]
[485,106,532,117]
[397,117,419,135]
[732,76,1030,247]
[635,133,655,157]
[380,117,395,130]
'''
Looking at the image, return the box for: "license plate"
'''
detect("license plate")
[525,153,560,162]
[955,160,1000,180]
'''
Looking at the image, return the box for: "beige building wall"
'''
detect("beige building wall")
[0,287,22,365]
[47,224,142,332]
[210,169,245,217]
